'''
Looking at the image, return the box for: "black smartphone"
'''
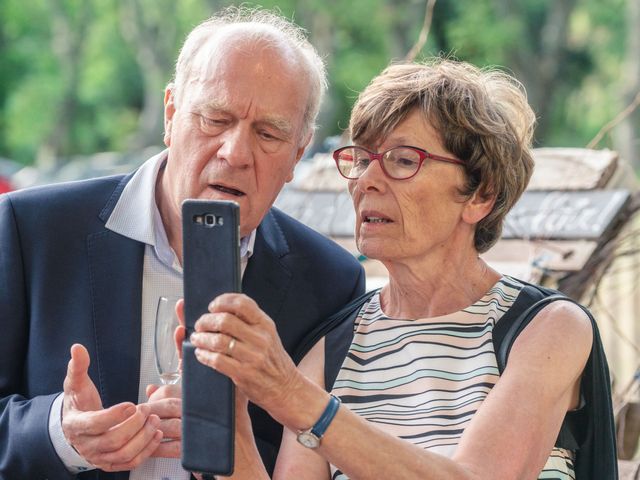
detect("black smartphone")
[181,199,241,476]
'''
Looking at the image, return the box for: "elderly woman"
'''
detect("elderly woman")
[186,59,616,479]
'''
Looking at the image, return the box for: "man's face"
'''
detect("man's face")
[161,41,310,237]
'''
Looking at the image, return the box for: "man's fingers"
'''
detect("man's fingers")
[98,404,155,451]
[147,383,181,402]
[176,299,186,359]
[63,342,105,414]
[100,414,161,461]
[60,345,168,470]
[147,396,181,417]
[146,384,160,399]
[145,387,182,441]
[176,299,185,327]
[99,417,164,471]
[66,402,137,437]
[157,418,181,440]
[65,344,91,391]
[175,325,186,358]
[65,404,158,467]
[152,439,181,458]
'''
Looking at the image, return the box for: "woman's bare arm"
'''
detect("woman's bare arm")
[274,338,332,480]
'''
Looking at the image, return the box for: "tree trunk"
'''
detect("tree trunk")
[495,0,578,143]
[614,0,640,170]
[119,0,177,151]
[37,0,91,169]
[295,3,337,154]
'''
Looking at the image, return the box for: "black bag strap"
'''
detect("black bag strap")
[491,281,558,359]
[493,285,586,451]
[291,289,379,366]
[323,303,363,391]
[496,293,567,372]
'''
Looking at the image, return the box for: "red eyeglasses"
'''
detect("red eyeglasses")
[333,145,464,180]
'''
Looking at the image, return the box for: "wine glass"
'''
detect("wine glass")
[154,296,182,385]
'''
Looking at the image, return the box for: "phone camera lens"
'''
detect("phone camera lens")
[205,214,215,226]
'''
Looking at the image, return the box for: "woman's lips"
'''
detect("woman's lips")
[361,210,393,224]
[364,216,392,223]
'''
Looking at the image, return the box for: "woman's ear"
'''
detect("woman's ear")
[462,189,496,225]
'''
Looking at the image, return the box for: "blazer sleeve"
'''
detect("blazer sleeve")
[0,194,75,479]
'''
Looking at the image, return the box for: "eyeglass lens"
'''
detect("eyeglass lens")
[336,147,422,179]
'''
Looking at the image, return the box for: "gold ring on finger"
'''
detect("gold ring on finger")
[227,337,236,357]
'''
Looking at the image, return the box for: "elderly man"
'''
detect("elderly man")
[0,7,364,480]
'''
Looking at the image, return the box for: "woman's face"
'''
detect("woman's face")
[349,109,476,263]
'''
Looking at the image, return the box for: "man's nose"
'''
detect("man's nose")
[216,125,253,168]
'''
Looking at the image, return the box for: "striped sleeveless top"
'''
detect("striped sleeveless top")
[329,276,575,480]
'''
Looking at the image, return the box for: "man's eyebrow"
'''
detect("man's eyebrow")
[258,116,294,137]
[197,101,228,113]
[195,102,295,138]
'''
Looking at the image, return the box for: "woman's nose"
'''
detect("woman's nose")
[353,158,387,192]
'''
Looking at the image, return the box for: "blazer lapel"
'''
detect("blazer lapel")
[87,173,145,408]
[88,230,144,407]
[242,210,292,323]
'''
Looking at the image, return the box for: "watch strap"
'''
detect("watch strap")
[310,394,341,438]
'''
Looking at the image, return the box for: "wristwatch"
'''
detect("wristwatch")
[296,395,341,449]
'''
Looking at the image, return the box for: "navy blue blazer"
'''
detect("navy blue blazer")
[0,173,365,479]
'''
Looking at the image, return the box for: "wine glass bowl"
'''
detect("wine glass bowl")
[154,296,182,385]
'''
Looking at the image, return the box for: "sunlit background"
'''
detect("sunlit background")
[0,0,638,186]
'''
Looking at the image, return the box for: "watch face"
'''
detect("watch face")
[297,431,320,449]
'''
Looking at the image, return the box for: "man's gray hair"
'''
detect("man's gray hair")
[171,6,327,138]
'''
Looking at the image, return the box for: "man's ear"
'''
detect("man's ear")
[286,132,313,183]
[163,86,176,147]
[462,189,496,225]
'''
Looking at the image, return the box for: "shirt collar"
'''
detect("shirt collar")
[105,149,255,270]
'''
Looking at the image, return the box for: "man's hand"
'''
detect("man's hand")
[146,383,182,458]
[61,344,163,471]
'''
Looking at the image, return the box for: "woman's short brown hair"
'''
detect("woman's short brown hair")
[349,58,536,253]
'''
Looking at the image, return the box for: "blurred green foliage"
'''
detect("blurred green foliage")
[0,0,634,165]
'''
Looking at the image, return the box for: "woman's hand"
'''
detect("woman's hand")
[187,293,304,419]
